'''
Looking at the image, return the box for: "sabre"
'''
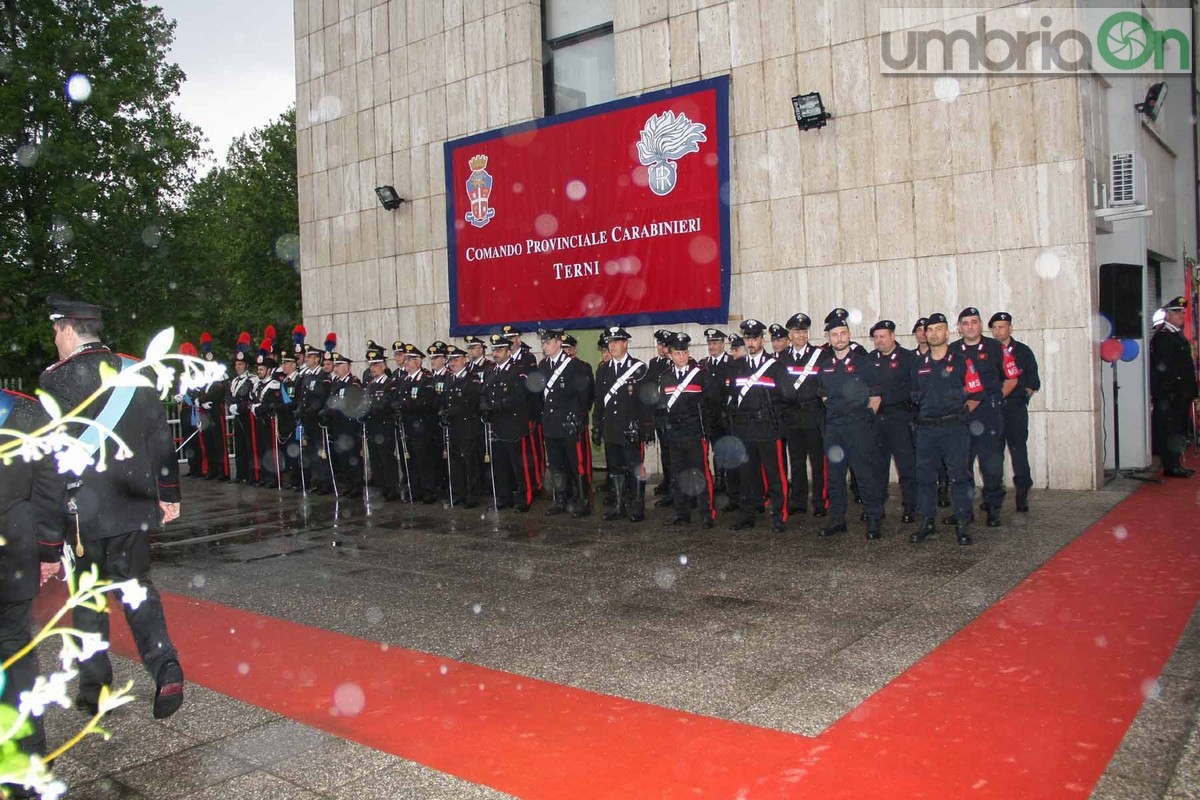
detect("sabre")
[296,422,307,497]
[175,427,200,454]
[361,421,372,514]
[443,422,455,507]
[322,424,339,498]
[271,417,282,491]
[484,420,498,512]
[397,417,413,501]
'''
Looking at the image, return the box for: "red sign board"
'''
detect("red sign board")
[444,77,731,335]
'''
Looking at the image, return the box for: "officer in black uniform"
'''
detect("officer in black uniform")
[952,307,1019,527]
[646,329,674,502]
[481,334,533,511]
[250,349,282,487]
[657,333,719,528]
[395,344,440,503]
[329,352,368,498]
[769,323,790,358]
[698,328,738,506]
[592,326,654,522]
[502,325,543,493]
[564,333,596,490]
[813,309,884,539]
[777,312,827,517]
[41,295,185,719]
[1150,296,1198,478]
[466,335,493,382]
[869,320,918,523]
[363,342,401,500]
[726,319,788,532]
[300,343,335,494]
[228,346,257,484]
[426,341,453,498]
[197,333,229,480]
[0,388,65,771]
[909,313,984,546]
[537,329,593,517]
[989,312,1041,508]
[442,346,482,507]
[280,342,304,489]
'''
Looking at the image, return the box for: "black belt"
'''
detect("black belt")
[915,413,965,426]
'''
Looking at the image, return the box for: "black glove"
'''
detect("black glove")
[591,428,602,446]
[641,428,655,445]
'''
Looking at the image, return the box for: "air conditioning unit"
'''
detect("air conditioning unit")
[1109,151,1142,206]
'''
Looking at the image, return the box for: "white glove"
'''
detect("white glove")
[230,405,240,416]
[250,403,260,415]
[201,402,213,410]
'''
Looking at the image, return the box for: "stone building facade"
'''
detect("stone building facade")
[293,0,1198,490]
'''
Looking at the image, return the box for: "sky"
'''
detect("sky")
[148,0,296,167]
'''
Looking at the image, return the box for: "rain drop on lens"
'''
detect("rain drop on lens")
[65,73,92,103]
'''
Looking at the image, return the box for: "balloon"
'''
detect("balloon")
[1100,338,1123,362]
[1120,339,1140,362]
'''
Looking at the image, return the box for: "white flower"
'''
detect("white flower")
[76,632,109,661]
[18,670,77,717]
[116,579,148,610]
[39,780,67,800]
[53,445,93,476]
[57,636,81,671]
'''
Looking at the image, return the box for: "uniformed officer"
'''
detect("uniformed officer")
[322,333,337,374]
[592,326,654,522]
[645,329,674,502]
[769,324,789,358]
[228,339,258,484]
[330,352,368,497]
[481,334,533,511]
[813,309,885,539]
[197,332,229,480]
[465,335,493,382]
[729,335,747,361]
[869,320,918,523]
[912,318,930,355]
[988,312,1041,508]
[726,319,788,532]
[249,348,283,488]
[300,342,335,494]
[502,327,544,492]
[657,333,719,528]
[698,328,737,506]
[909,313,984,546]
[598,331,613,368]
[363,342,401,500]
[914,317,950,509]
[563,333,596,488]
[952,307,1019,527]
[280,340,305,489]
[0,387,66,766]
[537,329,593,517]
[396,344,440,503]
[176,341,204,477]
[442,346,482,507]
[1150,296,1198,478]
[777,312,827,517]
[42,295,185,719]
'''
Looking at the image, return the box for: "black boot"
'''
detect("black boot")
[819,519,847,537]
[937,483,951,508]
[986,506,1001,528]
[866,516,882,540]
[570,475,592,518]
[603,474,627,520]
[909,517,936,543]
[628,479,646,522]
[956,522,973,546]
[901,506,917,524]
[654,494,674,508]
[544,473,566,516]
[1015,488,1029,513]
[943,512,973,525]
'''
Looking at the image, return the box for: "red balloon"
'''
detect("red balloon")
[1100,338,1124,362]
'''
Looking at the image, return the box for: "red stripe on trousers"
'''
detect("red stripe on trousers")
[822,454,829,505]
[776,440,789,522]
[575,440,585,477]
[519,438,532,506]
[220,414,230,476]
[197,412,209,474]
[701,439,716,519]
[249,413,260,482]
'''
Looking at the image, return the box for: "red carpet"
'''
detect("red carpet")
[47,479,1200,798]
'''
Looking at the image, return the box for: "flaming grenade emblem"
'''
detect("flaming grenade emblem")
[464,154,496,228]
[636,111,708,196]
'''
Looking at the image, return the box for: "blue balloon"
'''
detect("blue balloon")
[1120,339,1140,362]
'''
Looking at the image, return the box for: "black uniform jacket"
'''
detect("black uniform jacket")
[1150,326,1198,404]
[777,343,825,428]
[443,369,482,442]
[724,352,786,441]
[657,364,719,442]
[537,354,591,438]
[40,342,180,540]
[0,390,66,602]
[481,358,531,442]
[592,357,653,442]
[394,369,439,439]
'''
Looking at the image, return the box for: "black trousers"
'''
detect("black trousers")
[180,406,202,476]
[654,415,672,486]
[668,438,715,521]
[968,399,1006,509]
[365,421,400,495]
[545,435,584,503]
[0,600,45,756]
[75,530,178,702]
[232,411,256,482]
[256,414,283,487]
[199,408,228,478]
[874,408,917,509]
[737,437,787,525]
[1002,400,1033,489]
[916,422,973,521]
[330,421,364,493]
[303,421,334,492]
[447,433,480,505]
[783,424,825,512]
[491,437,533,508]
[1152,395,1191,472]
[402,433,440,500]
[825,416,884,521]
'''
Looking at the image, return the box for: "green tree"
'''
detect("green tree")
[170,107,301,353]
[0,0,204,381]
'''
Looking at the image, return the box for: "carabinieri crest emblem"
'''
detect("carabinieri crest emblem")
[464,154,496,228]
[635,111,708,196]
